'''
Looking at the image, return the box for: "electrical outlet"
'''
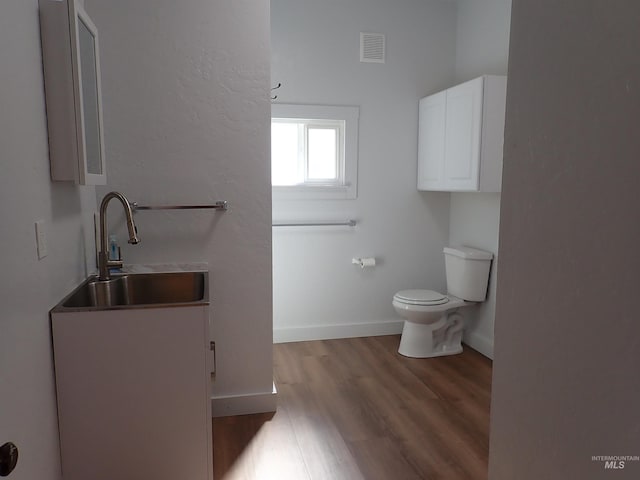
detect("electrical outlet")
[35,220,48,259]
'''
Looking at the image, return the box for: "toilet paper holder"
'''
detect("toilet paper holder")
[352,257,376,268]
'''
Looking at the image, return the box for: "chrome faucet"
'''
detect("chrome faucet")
[98,191,140,280]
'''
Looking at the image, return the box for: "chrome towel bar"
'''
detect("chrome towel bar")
[272,220,356,227]
[130,201,228,212]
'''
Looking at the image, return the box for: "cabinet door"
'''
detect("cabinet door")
[444,77,483,191]
[417,91,447,190]
[74,6,107,184]
[52,306,212,480]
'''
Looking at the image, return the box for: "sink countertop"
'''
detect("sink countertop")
[120,262,208,274]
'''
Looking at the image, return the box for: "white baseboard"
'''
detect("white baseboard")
[463,330,494,359]
[273,320,404,344]
[211,382,278,418]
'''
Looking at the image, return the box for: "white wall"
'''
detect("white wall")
[455,0,512,84]
[450,0,511,358]
[0,1,98,478]
[86,0,274,416]
[271,0,456,342]
[448,192,501,356]
[489,1,640,478]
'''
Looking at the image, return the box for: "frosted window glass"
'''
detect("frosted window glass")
[271,123,300,185]
[307,128,337,180]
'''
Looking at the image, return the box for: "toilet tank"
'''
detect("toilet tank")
[444,246,493,301]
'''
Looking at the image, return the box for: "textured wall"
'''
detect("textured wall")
[490,1,640,478]
[271,0,456,341]
[0,1,98,478]
[87,0,273,410]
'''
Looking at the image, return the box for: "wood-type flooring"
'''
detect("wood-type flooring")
[213,335,492,480]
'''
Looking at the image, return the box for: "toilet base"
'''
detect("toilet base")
[398,315,464,358]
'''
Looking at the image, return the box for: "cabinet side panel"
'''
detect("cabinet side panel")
[202,306,214,479]
[39,0,79,181]
[479,75,507,192]
[51,307,212,480]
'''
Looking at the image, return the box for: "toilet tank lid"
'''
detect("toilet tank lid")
[444,246,493,260]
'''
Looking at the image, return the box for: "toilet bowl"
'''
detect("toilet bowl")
[392,246,493,359]
[393,290,469,358]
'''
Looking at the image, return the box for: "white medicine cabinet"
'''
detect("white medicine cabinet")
[39,0,107,185]
[417,75,507,192]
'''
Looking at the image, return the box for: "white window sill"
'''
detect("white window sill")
[272,184,356,201]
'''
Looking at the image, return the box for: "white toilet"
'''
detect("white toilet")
[393,246,493,358]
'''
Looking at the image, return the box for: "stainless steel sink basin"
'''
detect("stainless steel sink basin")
[54,272,208,310]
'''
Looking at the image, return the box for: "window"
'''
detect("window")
[272,119,343,186]
[271,104,359,200]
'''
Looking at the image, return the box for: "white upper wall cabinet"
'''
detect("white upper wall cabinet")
[418,75,507,192]
[39,0,107,185]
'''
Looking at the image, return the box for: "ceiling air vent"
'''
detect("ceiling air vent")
[360,32,385,63]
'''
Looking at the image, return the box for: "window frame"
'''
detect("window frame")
[271,104,359,200]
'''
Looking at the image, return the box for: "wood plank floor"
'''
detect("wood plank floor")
[213,335,492,480]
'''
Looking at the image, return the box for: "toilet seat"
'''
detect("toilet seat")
[393,289,449,306]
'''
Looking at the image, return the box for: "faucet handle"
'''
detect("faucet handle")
[106,259,124,270]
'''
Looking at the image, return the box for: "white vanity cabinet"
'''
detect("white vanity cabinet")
[39,0,107,185]
[51,306,213,480]
[417,75,507,192]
